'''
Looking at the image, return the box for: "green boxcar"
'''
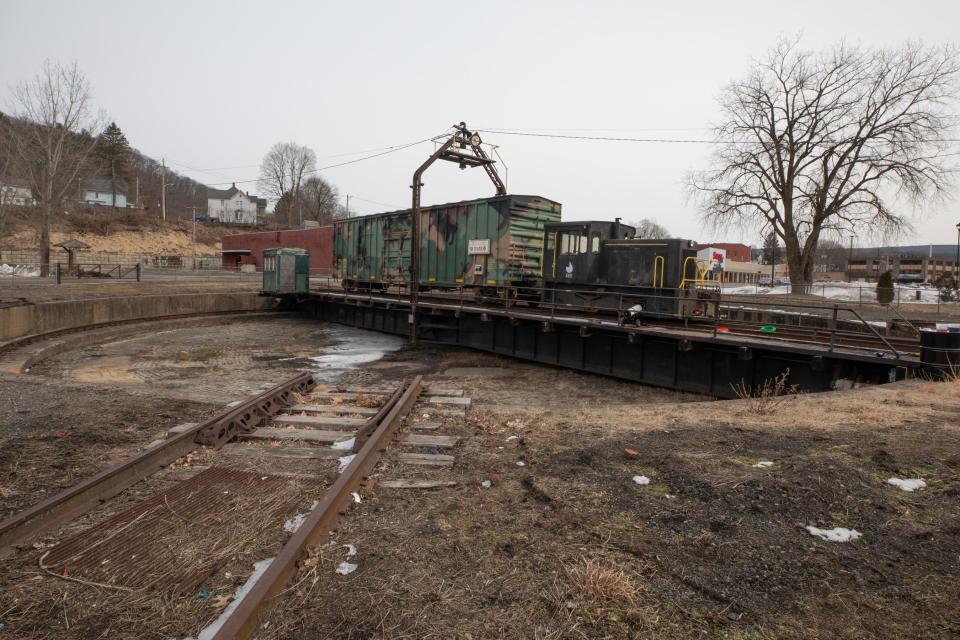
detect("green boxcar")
[334,194,561,290]
[262,248,310,294]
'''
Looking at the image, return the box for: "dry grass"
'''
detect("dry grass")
[565,558,637,604]
[731,370,800,415]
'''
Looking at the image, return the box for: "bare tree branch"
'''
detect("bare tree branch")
[688,39,958,288]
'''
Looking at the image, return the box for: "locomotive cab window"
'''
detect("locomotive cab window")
[560,232,588,255]
[591,232,601,253]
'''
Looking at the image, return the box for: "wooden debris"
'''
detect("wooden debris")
[401,434,460,448]
[379,479,457,489]
[397,453,455,467]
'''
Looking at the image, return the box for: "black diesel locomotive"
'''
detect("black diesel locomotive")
[541,219,720,320]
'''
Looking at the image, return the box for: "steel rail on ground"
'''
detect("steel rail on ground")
[211,375,423,640]
[0,371,315,555]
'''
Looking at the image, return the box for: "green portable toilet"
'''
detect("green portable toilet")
[262,248,310,294]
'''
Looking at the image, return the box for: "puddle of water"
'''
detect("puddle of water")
[307,325,404,384]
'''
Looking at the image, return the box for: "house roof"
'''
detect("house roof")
[206,183,262,204]
[82,179,128,194]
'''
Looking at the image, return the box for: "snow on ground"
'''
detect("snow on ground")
[887,477,927,492]
[805,525,862,542]
[0,264,41,277]
[724,280,948,304]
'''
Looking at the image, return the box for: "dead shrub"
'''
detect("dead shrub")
[564,558,637,605]
[731,369,799,415]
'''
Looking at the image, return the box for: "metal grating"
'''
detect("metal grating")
[42,467,325,594]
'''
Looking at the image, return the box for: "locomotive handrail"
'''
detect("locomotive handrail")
[653,255,665,288]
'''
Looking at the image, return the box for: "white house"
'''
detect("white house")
[81,179,128,208]
[0,179,35,206]
[206,183,264,225]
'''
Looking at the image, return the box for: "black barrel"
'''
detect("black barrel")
[920,328,960,377]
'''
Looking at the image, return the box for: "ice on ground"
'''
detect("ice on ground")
[351,491,361,503]
[331,437,355,451]
[753,461,774,468]
[632,475,651,485]
[282,500,319,533]
[185,557,274,640]
[806,525,861,542]
[337,454,356,473]
[888,477,927,492]
[723,280,948,304]
[336,561,358,575]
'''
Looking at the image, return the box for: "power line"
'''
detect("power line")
[204,132,448,187]
[478,128,960,145]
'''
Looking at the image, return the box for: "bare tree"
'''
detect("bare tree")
[0,113,16,236]
[631,217,671,239]
[7,61,103,273]
[689,39,958,289]
[258,142,317,226]
[298,175,340,224]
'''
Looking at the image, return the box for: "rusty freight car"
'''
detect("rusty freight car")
[333,195,561,293]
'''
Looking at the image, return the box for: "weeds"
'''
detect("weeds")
[565,558,637,604]
[731,369,799,415]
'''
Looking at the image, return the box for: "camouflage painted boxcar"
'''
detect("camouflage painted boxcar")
[334,195,561,291]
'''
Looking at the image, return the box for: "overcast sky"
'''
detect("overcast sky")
[1,0,958,246]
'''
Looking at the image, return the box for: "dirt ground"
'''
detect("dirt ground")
[0,317,958,638]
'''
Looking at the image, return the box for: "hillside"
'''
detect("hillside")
[0,210,265,256]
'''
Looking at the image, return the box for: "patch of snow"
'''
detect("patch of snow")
[282,500,319,533]
[505,435,518,442]
[0,264,40,277]
[422,413,431,419]
[806,525,861,542]
[331,437,355,451]
[184,557,274,640]
[336,561,357,575]
[752,461,774,468]
[337,454,356,473]
[887,477,926,492]
[343,544,357,557]
[516,461,526,467]
[632,475,651,485]
[351,492,361,503]
[480,480,492,489]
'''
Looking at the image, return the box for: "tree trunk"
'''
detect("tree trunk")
[39,201,52,277]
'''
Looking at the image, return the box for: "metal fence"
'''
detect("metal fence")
[721,282,956,310]
[0,249,226,270]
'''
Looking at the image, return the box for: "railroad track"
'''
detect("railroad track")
[1,371,471,639]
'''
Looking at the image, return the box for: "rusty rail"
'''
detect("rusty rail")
[0,371,315,555]
[211,375,423,639]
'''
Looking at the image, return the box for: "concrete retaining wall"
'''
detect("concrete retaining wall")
[0,292,276,341]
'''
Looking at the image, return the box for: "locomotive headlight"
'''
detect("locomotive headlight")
[470,133,482,146]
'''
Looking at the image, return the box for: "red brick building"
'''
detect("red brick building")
[221,226,334,274]
[702,242,752,263]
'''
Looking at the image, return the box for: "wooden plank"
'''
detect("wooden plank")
[397,453,455,467]
[220,444,342,460]
[422,396,472,406]
[411,422,441,430]
[401,434,460,448]
[413,408,465,418]
[379,479,457,489]
[238,428,350,443]
[309,392,388,401]
[272,415,367,429]
[287,404,379,416]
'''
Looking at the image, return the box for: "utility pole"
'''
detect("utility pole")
[135,175,140,210]
[345,194,350,217]
[186,205,202,269]
[160,157,166,221]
